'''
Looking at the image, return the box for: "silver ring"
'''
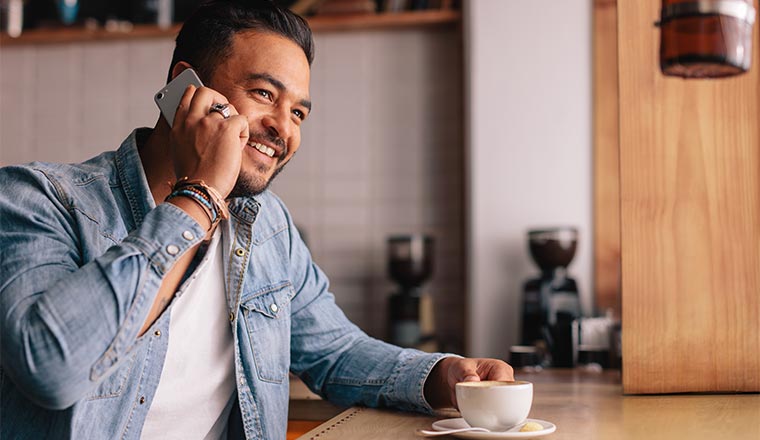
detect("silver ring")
[209,102,231,119]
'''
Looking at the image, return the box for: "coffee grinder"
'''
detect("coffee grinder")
[521,227,581,367]
[387,234,437,352]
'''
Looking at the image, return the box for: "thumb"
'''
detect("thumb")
[452,368,480,409]
[457,361,481,382]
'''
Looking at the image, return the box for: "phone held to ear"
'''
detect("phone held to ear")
[154,68,204,128]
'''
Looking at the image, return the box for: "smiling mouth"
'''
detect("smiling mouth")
[248,141,276,158]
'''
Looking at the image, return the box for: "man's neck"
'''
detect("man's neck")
[140,120,175,205]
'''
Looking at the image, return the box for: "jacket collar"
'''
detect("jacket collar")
[228,197,260,225]
[114,128,156,229]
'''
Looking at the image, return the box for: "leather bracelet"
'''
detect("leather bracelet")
[169,177,229,230]
[165,190,216,229]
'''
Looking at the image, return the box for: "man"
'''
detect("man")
[0,1,512,438]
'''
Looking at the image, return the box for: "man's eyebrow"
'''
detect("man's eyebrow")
[246,72,312,112]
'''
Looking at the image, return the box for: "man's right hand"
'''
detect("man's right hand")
[138,85,249,337]
[169,84,250,198]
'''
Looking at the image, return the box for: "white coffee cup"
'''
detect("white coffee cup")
[455,380,533,431]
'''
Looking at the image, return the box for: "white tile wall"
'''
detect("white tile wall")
[0,38,175,165]
[0,28,464,351]
[465,0,592,359]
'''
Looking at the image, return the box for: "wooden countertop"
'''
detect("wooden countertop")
[295,369,760,439]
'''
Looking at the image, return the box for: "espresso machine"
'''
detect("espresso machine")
[387,234,437,352]
[521,227,581,367]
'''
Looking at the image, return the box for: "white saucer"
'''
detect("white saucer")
[431,418,556,439]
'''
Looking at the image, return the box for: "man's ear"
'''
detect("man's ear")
[170,61,194,81]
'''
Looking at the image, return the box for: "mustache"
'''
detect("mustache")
[249,131,287,158]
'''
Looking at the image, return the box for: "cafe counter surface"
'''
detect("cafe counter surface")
[294,368,760,439]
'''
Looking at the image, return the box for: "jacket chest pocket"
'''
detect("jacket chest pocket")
[86,354,135,400]
[240,282,293,383]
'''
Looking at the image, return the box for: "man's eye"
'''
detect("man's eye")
[293,109,305,120]
[253,89,272,100]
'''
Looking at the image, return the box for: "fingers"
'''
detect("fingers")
[173,84,197,128]
[174,85,233,127]
[205,102,248,147]
[174,85,245,141]
[451,358,515,383]
[455,359,481,383]
[167,85,247,197]
[227,114,250,147]
[185,86,230,122]
[489,361,515,381]
[446,359,479,408]
[446,358,514,409]
[426,357,516,409]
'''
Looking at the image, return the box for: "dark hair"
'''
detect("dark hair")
[167,0,314,83]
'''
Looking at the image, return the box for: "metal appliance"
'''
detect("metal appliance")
[387,234,437,352]
[521,227,581,367]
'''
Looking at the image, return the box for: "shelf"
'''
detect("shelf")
[0,10,460,47]
[309,9,459,31]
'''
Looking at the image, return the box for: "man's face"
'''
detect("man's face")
[208,30,311,197]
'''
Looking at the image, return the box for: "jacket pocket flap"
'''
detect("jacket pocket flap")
[240,281,292,319]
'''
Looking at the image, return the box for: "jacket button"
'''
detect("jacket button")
[182,230,195,241]
[234,248,245,257]
[166,245,180,256]
[270,303,278,313]
[154,329,161,337]
[229,312,235,322]
[139,396,146,405]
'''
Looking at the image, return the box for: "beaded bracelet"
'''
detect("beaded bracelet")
[166,177,229,231]
[179,186,217,217]
[173,188,216,215]
[166,188,217,228]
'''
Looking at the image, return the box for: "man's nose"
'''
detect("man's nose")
[262,108,292,140]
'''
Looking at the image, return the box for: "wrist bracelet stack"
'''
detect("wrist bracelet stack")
[165,177,229,231]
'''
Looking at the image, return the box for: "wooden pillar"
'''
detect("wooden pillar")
[593,0,621,318]
[618,0,760,393]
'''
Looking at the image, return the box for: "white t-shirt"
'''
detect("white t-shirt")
[142,230,236,440]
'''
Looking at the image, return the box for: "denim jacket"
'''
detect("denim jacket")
[0,129,449,439]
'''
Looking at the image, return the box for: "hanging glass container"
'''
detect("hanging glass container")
[658,0,757,78]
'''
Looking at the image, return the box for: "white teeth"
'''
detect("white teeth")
[249,142,275,157]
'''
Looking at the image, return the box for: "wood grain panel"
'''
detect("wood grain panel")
[619,0,760,393]
[593,0,621,317]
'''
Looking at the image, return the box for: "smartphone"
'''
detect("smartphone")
[154,68,204,128]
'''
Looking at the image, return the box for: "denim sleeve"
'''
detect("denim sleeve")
[0,166,206,410]
[277,198,455,414]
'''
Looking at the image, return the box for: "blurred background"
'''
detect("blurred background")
[0,0,595,363]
